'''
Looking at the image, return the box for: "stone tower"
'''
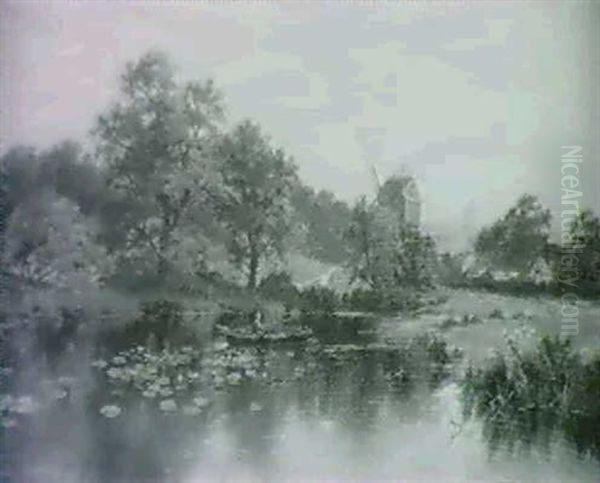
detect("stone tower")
[376,173,421,227]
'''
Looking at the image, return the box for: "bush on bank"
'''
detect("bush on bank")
[461,334,600,460]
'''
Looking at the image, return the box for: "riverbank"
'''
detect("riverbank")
[379,288,600,363]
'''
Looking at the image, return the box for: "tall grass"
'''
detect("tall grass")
[461,334,600,460]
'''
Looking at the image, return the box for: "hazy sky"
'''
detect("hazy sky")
[1,1,598,250]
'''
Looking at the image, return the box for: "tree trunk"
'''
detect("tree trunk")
[157,224,171,276]
[245,229,262,290]
[157,255,168,276]
[247,249,259,290]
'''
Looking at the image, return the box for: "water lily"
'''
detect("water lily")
[51,389,68,401]
[157,376,170,386]
[100,404,122,418]
[1,418,18,428]
[91,359,108,369]
[12,396,38,414]
[159,387,174,397]
[214,341,229,351]
[193,396,209,408]
[56,376,75,390]
[226,372,242,385]
[159,399,177,412]
[106,367,123,379]
[142,389,157,398]
[0,395,14,412]
[182,405,202,416]
[112,356,127,365]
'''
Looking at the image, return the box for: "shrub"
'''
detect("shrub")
[342,287,423,313]
[461,335,600,460]
[438,313,483,330]
[120,300,185,349]
[258,271,299,305]
[381,331,459,388]
[298,286,338,315]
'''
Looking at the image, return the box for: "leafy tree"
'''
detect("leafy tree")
[437,251,466,286]
[345,196,379,288]
[39,141,107,216]
[2,187,109,364]
[0,142,108,271]
[93,51,225,277]
[1,146,40,224]
[390,222,436,289]
[5,192,106,291]
[552,209,600,295]
[215,120,297,289]
[474,194,551,276]
[345,196,435,290]
[290,184,352,263]
[569,210,600,287]
[258,271,299,304]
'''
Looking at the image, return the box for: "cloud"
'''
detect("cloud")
[347,46,508,143]
[441,19,513,51]
[57,43,84,57]
[1,0,597,250]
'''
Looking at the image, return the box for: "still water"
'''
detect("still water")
[6,315,600,482]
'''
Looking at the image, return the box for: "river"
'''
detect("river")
[5,296,600,482]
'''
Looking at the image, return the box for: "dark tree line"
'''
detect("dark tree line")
[0,51,364,299]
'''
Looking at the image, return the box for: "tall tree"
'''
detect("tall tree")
[216,120,297,289]
[345,196,379,288]
[555,209,600,294]
[290,184,352,264]
[345,197,435,290]
[93,51,224,276]
[474,194,551,276]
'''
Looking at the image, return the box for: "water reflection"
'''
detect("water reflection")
[5,313,600,482]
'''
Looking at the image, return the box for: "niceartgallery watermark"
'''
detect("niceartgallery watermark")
[559,145,582,336]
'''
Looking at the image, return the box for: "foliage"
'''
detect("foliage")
[345,196,377,287]
[342,287,423,313]
[474,194,551,276]
[257,271,299,305]
[391,223,436,288]
[4,193,107,290]
[215,120,297,289]
[438,313,483,330]
[345,196,436,291]
[462,334,600,460]
[94,51,225,278]
[0,142,107,236]
[378,332,459,389]
[436,252,466,286]
[550,209,600,296]
[290,185,352,264]
[121,299,187,350]
[298,286,339,315]
[2,182,109,366]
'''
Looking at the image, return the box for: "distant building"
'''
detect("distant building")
[376,174,421,227]
[403,178,421,226]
